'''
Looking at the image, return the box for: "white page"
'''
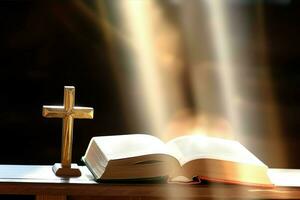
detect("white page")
[93,134,168,160]
[166,135,266,166]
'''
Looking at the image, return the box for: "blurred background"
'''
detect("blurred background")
[0,0,299,168]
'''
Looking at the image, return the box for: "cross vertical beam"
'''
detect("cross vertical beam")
[61,87,75,168]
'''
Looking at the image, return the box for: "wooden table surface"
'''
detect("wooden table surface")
[0,165,300,200]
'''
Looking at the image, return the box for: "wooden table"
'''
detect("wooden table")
[0,165,300,200]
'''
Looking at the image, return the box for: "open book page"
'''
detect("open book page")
[93,134,169,160]
[166,135,266,167]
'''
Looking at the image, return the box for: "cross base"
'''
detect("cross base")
[52,163,81,177]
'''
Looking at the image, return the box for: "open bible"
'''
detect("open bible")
[82,134,273,187]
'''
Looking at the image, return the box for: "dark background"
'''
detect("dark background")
[0,0,127,165]
[0,0,300,168]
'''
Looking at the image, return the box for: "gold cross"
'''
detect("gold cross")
[42,86,93,176]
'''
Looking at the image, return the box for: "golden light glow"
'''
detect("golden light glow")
[113,0,288,189]
[120,1,186,137]
[121,1,165,137]
[205,0,241,139]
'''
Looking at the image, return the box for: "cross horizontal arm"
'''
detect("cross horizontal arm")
[72,107,94,119]
[43,106,66,118]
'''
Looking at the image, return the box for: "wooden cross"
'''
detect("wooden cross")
[42,86,94,177]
